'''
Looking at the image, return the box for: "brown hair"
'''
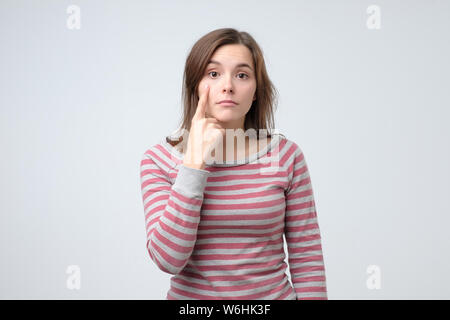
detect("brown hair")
[168,27,279,145]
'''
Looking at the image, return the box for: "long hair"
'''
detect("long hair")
[168,27,279,145]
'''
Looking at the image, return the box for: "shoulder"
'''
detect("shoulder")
[140,136,181,174]
[275,133,304,160]
[141,143,164,161]
[141,134,174,158]
[140,140,165,166]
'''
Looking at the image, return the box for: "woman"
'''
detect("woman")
[139,28,328,300]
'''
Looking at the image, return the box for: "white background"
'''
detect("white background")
[1,0,449,299]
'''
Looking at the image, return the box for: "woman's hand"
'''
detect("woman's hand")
[183,84,225,170]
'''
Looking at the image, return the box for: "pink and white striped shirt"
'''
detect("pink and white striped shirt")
[139,133,328,300]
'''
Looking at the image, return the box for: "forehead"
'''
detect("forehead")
[208,44,254,69]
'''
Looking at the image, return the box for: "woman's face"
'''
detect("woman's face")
[197,44,257,130]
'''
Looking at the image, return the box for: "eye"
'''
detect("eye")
[207,71,249,79]
[208,71,219,78]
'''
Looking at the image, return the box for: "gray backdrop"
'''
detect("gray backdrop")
[1,0,449,299]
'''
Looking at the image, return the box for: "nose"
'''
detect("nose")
[221,74,234,94]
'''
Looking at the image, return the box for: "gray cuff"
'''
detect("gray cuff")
[172,164,210,199]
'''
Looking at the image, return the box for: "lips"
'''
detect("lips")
[218,100,237,105]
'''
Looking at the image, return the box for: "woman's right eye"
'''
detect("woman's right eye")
[208,71,218,78]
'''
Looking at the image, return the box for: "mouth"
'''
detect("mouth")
[218,100,238,107]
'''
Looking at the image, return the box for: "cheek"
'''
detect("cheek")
[242,82,256,96]
[246,87,255,101]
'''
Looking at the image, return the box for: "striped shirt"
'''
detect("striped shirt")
[139,133,328,300]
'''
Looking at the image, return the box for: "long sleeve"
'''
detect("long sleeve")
[139,149,210,275]
[284,144,328,300]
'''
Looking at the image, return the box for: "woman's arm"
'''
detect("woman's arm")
[284,143,328,300]
[139,148,210,275]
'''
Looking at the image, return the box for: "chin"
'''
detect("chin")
[214,115,240,123]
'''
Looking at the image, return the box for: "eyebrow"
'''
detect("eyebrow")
[207,60,253,71]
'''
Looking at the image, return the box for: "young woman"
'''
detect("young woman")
[139,28,328,300]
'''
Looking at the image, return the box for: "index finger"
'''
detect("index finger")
[193,84,209,120]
